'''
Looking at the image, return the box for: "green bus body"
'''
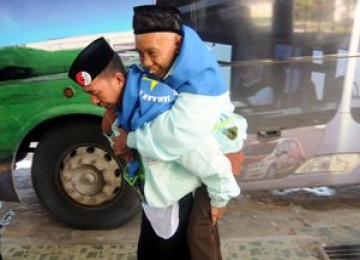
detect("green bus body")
[0,75,102,159]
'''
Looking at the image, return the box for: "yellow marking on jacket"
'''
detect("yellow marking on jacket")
[142,77,159,91]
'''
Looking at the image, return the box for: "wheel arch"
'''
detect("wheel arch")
[16,114,102,162]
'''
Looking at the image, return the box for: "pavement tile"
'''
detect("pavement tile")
[1,236,329,260]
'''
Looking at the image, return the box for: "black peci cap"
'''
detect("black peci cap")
[133,5,182,35]
[68,37,115,86]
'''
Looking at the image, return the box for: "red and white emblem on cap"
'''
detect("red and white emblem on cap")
[75,71,92,86]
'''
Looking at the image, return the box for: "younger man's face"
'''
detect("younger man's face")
[135,32,182,79]
[81,72,125,108]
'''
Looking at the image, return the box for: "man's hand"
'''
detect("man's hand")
[211,206,226,226]
[102,105,117,135]
[225,151,244,176]
[122,149,136,163]
[112,128,130,156]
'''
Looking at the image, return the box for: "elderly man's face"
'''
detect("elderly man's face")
[81,72,125,108]
[135,32,182,79]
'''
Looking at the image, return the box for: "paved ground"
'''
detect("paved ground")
[0,201,329,260]
[1,168,360,259]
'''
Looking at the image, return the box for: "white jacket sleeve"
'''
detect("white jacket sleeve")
[176,134,240,207]
[127,92,225,161]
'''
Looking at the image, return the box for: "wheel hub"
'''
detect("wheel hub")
[60,146,122,206]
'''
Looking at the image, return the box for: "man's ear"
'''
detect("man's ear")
[114,72,125,87]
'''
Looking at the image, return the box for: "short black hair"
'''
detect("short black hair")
[101,53,126,78]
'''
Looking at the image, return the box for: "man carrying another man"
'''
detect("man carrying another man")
[68,5,246,260]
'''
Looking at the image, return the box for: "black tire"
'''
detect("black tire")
[32,119,140,229]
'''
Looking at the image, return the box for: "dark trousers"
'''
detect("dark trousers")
[187,185,222,260]
[137,193,193,260]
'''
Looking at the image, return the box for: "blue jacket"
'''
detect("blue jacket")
[118,65,177,133]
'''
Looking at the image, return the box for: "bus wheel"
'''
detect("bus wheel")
[31,120,140,229]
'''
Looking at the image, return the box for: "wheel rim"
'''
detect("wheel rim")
[60,146,122,206]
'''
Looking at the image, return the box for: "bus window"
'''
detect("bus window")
[350,37,360,123]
